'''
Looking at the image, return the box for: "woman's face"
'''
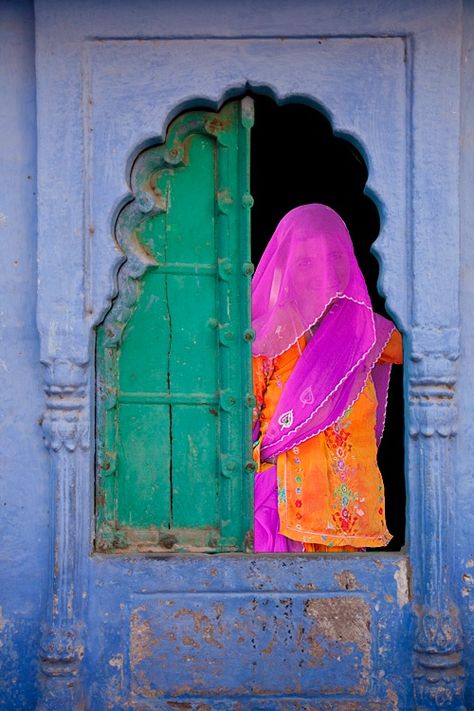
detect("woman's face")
[291,234,351,295]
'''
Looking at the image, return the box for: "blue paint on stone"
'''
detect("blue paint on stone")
[0,1,473,709]
[0,1,49,708]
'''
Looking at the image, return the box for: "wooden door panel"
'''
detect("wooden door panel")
[116,403,171,528]
[96,100,253,553]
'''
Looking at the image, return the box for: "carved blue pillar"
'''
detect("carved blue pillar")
[37,359,89,710]
[409,328,466,710]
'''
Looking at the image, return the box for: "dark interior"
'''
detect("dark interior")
[250,94,405,551]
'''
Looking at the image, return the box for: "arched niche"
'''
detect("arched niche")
[95,93,405,554]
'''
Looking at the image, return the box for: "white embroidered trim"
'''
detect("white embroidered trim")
[264,324,395,458]
[253,292,373,358]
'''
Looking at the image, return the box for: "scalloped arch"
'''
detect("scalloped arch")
[106,87,388,332]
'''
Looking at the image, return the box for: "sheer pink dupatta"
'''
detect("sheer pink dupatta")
[252,205,394,552]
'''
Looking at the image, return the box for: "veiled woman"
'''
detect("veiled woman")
[252,204,403,552]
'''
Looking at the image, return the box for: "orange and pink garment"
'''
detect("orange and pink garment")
[252,330,402,551]
[251,204,403,552]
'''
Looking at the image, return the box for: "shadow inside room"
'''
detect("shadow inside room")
[249,94,405,551]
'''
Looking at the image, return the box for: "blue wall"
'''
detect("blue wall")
[457,4,474,708]
[1,1,473,709]
[0,2,48,708]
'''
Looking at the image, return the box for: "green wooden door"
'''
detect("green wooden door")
[96,99,254,553]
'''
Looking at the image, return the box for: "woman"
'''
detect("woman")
[252,204,403,553]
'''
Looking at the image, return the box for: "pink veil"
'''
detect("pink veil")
[252,204,394,461]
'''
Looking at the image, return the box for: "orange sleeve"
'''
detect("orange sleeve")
[378,329,403,365]
[252,355,274,430]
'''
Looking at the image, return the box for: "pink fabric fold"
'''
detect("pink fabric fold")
[252,204,396,551]
[254,466,304,553]
[252,204,394,462]
[252,204,372,358]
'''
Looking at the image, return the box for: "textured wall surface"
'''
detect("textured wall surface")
[0,1,473,709]
[0,1,49,708]
[457,5,474,709]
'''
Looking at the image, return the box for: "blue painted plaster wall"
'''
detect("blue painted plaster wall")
[0,1,474,709]
[0,2,48,708]
[457,4,474,708]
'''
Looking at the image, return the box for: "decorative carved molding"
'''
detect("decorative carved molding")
[414,607,466,710]
[408,395,457,439]
[37,631,85,710]
[100,110,242,346]
[408,329,466,708]
[409,328,459,438]
[415,608,463,656]
[38,359,89,708]
[101,116,227,347]
[41,359,89,451]
[39,626,84,677]
[410,326,460,363]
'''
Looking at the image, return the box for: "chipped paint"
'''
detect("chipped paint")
[130,607,160,668]
[0,607,6,634]
[182,635,200,648]
[305,597,371,653]
[108,652,124,689]
[335,570,358,591]
[126,592,384,700]
[385,683,400,710]
[294,582,318,591]
[173,608,224,649]
[394,559,410,607]
[304,596,371,693]
[108,653,123,669]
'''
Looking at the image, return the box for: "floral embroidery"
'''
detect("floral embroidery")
[252,356,274,427]
[253,338,393,548]
[334,482,357,507]
[278,486,287,504]
[325,406,362,537]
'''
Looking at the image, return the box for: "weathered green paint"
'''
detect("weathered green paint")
[96,99,254,553]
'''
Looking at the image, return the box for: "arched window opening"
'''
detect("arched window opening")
[95,94,404,554]
[250,95,404,551]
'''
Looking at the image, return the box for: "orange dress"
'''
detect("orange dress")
[252,330,403,551]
